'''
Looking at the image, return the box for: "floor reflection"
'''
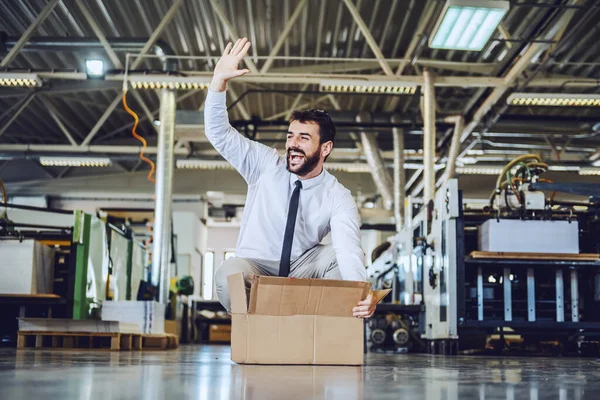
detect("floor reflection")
[1,345,599,399]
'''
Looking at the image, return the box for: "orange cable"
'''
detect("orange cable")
[122,91,156,183]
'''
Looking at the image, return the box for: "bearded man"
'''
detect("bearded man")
[205,38,376,319]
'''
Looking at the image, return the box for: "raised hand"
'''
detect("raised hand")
[210,38,252,92]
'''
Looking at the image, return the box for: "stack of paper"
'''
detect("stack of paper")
[0,240,55,295]
[101,301,165,334]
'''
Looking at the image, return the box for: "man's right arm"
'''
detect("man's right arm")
[204,89,279,185]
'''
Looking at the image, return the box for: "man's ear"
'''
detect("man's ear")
[321,141,333,158]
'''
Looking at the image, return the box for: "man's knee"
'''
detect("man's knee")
[214,257,254,311]
[214,257,241,290]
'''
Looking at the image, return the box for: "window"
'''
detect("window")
[203,252,214,300]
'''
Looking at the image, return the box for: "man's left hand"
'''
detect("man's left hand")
[353,294,376,318]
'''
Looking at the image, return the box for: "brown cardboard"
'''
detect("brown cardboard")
[209,324,231,342]
[227,273,391,365]
[164,320,179,336]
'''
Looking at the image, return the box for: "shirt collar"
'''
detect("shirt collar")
[290,167,326,190]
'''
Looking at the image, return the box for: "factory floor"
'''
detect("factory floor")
[0,345,598,399]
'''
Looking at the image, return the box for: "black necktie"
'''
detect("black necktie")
[279,180,302,277]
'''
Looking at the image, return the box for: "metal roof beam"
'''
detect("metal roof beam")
[0,93,36,138]
[130,0,185,70]
[260,0,308,74]
[227,85,251,120]
[27,71,598,88]
[39,97,78,146]
[342,0,394,76]
[207,0,259,74]
[0,0,61,68]
[80,93,123,146]
[75,0,123,69]
[459,0,584,145]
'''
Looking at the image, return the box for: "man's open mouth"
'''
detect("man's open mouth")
[288,151,305,164]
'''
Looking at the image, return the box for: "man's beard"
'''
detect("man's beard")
[286,148,321,176]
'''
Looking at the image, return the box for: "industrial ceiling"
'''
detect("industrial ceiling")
[0,0,599,200]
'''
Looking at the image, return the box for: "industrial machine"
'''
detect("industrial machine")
[0,201,151,346]
[370,154,600,356]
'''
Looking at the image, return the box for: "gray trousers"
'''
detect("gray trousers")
[214,244,340,311]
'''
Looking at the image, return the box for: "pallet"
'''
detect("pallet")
[470,251,600,261]
[17,331,142,351]
[17,331,179,351]
[141,334,179,350]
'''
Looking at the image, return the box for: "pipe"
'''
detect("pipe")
[444,116,464,180]
[3,35,177,71]
[391,114,405,231]
[356,112,394,210]
[0,144,189,155]
[152,89,176,303]
[422,70,436,207]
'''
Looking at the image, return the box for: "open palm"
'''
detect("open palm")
[214,38,251,83]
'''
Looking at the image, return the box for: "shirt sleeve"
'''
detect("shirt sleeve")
[204,89,279,185]
[330,189,367,281]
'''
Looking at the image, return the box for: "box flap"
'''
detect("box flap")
[248,276,370,317]
[372,289,392,305]
[227,273,248,314]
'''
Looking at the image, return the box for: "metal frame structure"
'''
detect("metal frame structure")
[0,0,598,228]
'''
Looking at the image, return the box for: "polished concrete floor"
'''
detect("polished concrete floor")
[0,345,598,399]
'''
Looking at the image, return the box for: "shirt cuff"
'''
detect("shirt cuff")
[207,88,227,104]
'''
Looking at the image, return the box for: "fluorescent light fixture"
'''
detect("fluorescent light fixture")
[319,79,417,95]
[176,160,233,170]
[325,163,371,173]
[0,73,41,87]
[456,166,503,175]
[429,0,509,51]
[547,165,581,172]
[507,93,600,107]
[85,59,104,78]
[129,75,212,90]
[579,168,600,176]
[40,157,112,167]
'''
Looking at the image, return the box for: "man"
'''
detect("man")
[205,38,376,319]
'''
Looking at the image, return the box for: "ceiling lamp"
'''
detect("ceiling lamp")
[85,59,105,79]
[507,93,600,107]
[0,73,42,88]
[579,168,600,176]
[456,166,504,175]
[176,160,233,170]
[128,75,212,90]
[39,157,112,167]
[429,0,509,51]
[319,79,417,95]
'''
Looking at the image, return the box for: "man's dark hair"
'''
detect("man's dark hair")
[289,109,336,145]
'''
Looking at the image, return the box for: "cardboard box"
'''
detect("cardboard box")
[209,324,231,342]
[228,273,389,365]
[164,320,179,337]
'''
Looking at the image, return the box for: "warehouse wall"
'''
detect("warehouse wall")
[206,225,240,300]
[172,211,206,298]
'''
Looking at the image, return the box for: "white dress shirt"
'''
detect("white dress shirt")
[204,89,366,281]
